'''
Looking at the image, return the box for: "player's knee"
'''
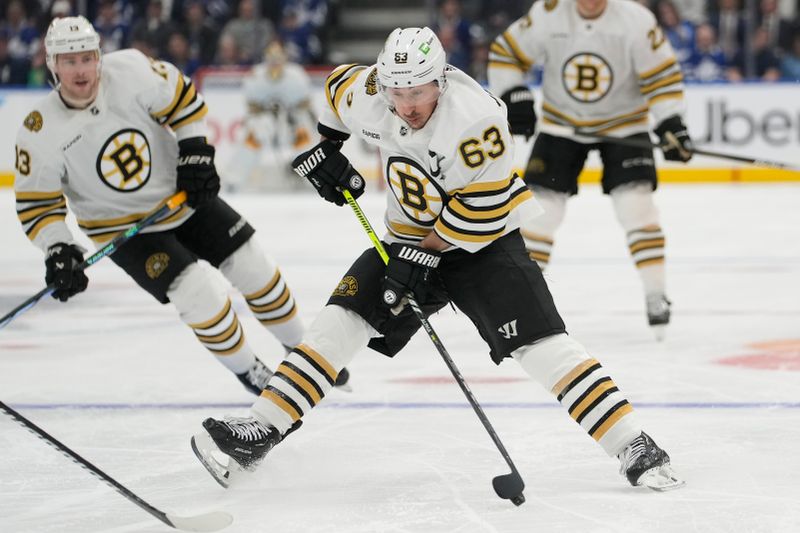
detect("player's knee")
[301,305,375,369]
[610,181,659,231]
[219,237,278,294]
[525,186,568,235]
[167,262,228,323]
[513,333,592,392]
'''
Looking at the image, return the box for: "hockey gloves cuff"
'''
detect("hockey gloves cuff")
[292,139,365,206]
[177,137,220,208]
[654,115,693,162]
[45,243,89,302]
[381,243,441,311]
[500,86,537,140]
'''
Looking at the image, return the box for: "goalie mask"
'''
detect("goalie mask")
[376,27,448,110]
[45,16,102,85]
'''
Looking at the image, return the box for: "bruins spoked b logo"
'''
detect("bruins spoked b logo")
[561,52,613,103]
[96,128,152,192]
[386,156,447,226]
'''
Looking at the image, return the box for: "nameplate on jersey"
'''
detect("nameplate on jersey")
[561,52,613,103]
[96,128,152,192]
[385,156,448,227]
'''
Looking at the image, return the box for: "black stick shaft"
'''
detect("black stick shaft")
[0,401,176,528]
[342,190,523,479]
[0,192,187,330]
[545,127,800,171]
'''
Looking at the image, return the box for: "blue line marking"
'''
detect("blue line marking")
[6,401,800,411]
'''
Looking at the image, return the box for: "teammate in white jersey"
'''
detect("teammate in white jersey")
[226,41,317,190]
[191,27,684,492]
[13,16,350,394]
[488,0,694,339]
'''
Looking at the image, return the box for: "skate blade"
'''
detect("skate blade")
[638,464,686,492]
[190,432,247,489]
[651,324,667,342]
[334,383,353,393]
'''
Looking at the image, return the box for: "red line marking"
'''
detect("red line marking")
[716,339,800,371]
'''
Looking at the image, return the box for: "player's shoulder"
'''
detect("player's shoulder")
[609,0,656,24]
[530,0,569,19]
[102,48,151,74]
[445,68,506,126]
[324,63,371,94]
[325,63,379,116]
[16,92,65,145]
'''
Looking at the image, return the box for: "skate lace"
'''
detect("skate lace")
[222,417,271,442]
[618,435,646,474]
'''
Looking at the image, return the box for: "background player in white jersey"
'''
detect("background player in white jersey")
[13,17,349,395]
[488,0,694,340]
[226,41,317,191]
[191,27,683,492]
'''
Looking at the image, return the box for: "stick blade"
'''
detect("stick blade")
[166,511,234,532]
[492,472,525,506]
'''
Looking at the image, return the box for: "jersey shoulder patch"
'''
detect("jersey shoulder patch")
[23,110,43,132]
[364,67,378,95]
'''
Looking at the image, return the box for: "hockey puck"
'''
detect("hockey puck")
[511,494,525,506]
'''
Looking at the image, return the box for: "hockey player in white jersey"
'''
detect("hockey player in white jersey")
[13,16,350,395]
[488,0,694,340]
[226,41,317,190]
[191,27,684,492]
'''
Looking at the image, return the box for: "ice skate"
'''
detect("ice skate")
[191,416,297,488]
[236,358,274,395]
[618,432,685,492]
[646,294,671,341]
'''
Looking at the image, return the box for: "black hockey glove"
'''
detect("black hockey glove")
[177,137,220,208]
[292,139,365,206]
[654,115,693,162]
[500,86,537,140]
[381,243,441,310]
[45,243,89,302]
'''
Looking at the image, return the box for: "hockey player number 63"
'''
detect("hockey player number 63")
[459,126,506,168]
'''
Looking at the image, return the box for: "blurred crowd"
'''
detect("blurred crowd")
[0,0,329,85]
[3,0,800,87]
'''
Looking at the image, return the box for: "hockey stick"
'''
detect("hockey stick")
[0,191,188,331]
[542,124,800,171]
[342,189,526,506]
[0,401,232,532]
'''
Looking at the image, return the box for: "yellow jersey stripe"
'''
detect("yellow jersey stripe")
[639,58,677,80]
[152,74,186,119]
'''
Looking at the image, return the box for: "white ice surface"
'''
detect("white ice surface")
[1,184,799,533]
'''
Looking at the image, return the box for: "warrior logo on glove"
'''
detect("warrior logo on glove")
[382,243,441,309]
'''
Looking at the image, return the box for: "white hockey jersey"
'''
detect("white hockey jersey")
[318,64,541,253]
[14,49,209,251]
[487,0,685,140]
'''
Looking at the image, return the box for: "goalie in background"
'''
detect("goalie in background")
[225,41,317,191]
